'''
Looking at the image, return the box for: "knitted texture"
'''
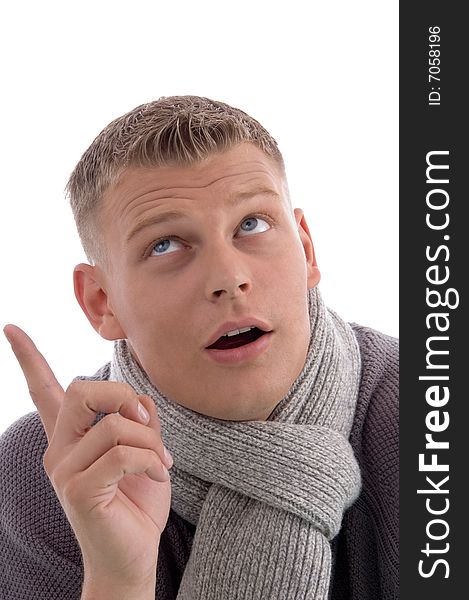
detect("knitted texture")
[329,324,399,600]
[0,320,399,600]
[110,288,362,599]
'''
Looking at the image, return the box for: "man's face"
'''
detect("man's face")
[87,143,319,421]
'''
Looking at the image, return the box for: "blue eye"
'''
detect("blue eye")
[238,216,271,236]
[150,238,183,256]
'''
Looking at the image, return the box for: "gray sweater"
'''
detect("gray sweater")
[0,324,398,599]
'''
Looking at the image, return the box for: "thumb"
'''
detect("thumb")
[4,324,64,442]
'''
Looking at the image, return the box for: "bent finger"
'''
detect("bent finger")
[52,381,155,450]
[84,445,170,490]
[56,411,172,479]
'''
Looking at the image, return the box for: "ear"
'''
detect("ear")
[293,208,321,289]
[73,263,126,340]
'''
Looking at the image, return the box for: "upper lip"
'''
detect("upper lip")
[204,318,273,348]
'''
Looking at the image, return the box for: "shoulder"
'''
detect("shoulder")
[349,323,398,511]
[0,412,83,597]
[351,323,399,402]
[349,324,399,454]
[342,324,399,599]
[0,410,73,539]
[0,410,49,487]
[0,411,53,536]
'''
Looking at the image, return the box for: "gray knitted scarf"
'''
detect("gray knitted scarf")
[110,287,362,599]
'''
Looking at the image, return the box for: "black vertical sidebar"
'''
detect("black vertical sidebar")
[400,2,467,598]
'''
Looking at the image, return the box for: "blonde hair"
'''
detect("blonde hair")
[67,95,285,264]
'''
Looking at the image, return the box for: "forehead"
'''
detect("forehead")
[101,143,287,223]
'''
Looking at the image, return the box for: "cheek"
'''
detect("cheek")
[109,276,167,339]
[271,240,308,288]
[268,252,310,328]
[128,290,188,349]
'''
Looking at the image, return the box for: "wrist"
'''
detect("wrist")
[81,569,157,600]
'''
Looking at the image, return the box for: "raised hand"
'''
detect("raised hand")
[4,324,172,598]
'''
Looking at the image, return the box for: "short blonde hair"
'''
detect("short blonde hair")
[67,95,285,264]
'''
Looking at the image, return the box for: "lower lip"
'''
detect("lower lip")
[204,331,273,365]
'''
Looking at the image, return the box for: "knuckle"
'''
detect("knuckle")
[47,462,66,491]
[64,380,86,399]
[142,447,159,469]
[148,447,161,465]
[152,432,165,455]
[123,382,137,395]
[28,381,54,406]
[110,444,131,463]
[136,421,161,453]
[28,378,57,405]
[28,387,39,403]
[121,383,138,404]
[100,412,122,436]
[62,476,82,504]
[115,381,132,396]
[152,449,162,466]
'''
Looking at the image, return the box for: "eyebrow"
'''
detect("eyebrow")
[125,186,280,243]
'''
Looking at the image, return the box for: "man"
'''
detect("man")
[0,96,398,599]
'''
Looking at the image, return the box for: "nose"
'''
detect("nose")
[203,242,252,302]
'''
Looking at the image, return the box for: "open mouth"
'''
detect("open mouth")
[206,327,267,350]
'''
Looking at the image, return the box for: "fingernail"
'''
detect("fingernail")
[164,446,173,468]
[137,401,150,423]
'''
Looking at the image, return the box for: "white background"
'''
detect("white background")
[0,0,398,435]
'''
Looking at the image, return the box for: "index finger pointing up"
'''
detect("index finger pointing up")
[4,324,64,442]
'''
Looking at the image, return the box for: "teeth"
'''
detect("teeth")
[223,326,255,337]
